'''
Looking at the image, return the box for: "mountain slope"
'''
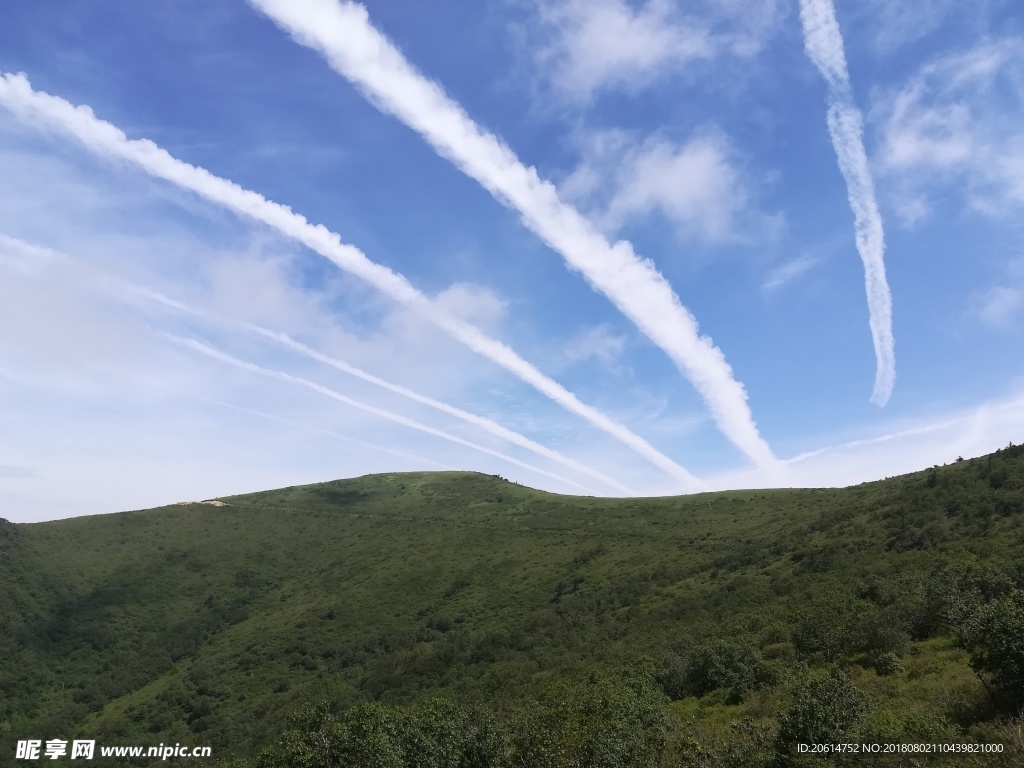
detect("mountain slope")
[2,449,1023,765]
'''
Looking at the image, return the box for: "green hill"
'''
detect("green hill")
[2,447,1024,766]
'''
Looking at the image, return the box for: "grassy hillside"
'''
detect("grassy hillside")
[2,447,1024,766]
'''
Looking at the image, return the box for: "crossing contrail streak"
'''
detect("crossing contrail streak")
[0,71,703,490]
[197,397,461,471]
[247,0,781,473]
[130,285,634,494]
[0,232,563,480]
[798,0,896,406]
[170,335,600,493]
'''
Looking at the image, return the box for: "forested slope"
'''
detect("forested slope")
[2,446,1023,766]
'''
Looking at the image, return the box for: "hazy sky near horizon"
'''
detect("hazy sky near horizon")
[2,0,1023,522]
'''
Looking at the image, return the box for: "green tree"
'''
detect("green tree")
[962,589,1024,716]
[401,699,508,768]
[256,701,347,768]
[681,641,771,704]
[774,669,869,766]
[511,672,669,768]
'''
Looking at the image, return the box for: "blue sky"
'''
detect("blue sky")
[1,0,1023,521]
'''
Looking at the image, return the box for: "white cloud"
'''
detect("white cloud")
[890,195,930,229]
[245,0,780,477]
[536,0,711,98]
[858,0,1011,54]
[863,0,955,51]
[430,282,508,332]
[762,253,822,293]
[875,39,1024,219]
[879,97,973,170]
[562,323,628,368]
[559,128,781,246]
[583,132,759,243]
[530,0,783,101]
[974,286,1024,329]
[200,248,329,335]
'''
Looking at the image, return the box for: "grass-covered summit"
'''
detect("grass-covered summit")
[2,447,1024,766]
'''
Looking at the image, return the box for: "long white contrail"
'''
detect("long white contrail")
[197,397,462,471]
[131,286,634,494]
[246,0,780,472]
[170,335,600,493]
[798,0,895,406]
[0,232,628,491]
[0,72,704,490]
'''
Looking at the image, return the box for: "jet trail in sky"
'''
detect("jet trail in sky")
[199,397,461,471]
[248,0,781,472]
[171,335,599,493]
[0,231,629,491]
[132,285,634,494]
[0,72,704,490]
[798,0,896,405]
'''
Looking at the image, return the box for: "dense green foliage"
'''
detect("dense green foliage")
[246,671,668,768]
[2,444,1023,766]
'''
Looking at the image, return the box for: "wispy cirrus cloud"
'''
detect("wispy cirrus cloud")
[246,0,780,475]
[857,0,1011,54]
[972,272,1024,330]
[528,0,783,101]
[561,323,628,369]
[875,39,1024,220]
[798,0,895,406]
[762,253,822,293]
[860,0,957,52]
[561,129,772,244]
[975,287,1024,329]
[534,0,712,100]
[0,73,700,488]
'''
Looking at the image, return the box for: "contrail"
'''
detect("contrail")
[0,232,549,480]
[2,231,622,487]
[130,285,634,494]
[247,0,780,473]
[170,335,600,494]
[0,233,631,492]
[797,0,895,406]
[0,72,705,490]
[196,396,461,471]
[785,419,961,465]
[2,231,622,489]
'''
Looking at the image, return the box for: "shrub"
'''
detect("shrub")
[855,608,910,661]
[774,669,869,765]
[873,652,904,677]
[663,641,773,704]
[961,589,1024,716]
[511,672,669,768]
